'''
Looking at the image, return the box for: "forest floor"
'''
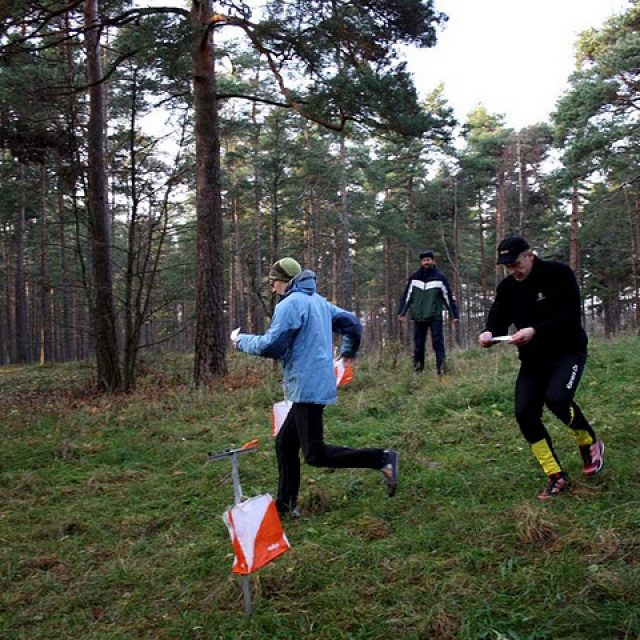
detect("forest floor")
[1,335,639,640]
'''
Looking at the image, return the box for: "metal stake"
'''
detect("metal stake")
[208,441,258,617]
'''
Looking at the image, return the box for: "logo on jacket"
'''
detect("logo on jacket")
[566,364,578,390]
[536,291,546,302]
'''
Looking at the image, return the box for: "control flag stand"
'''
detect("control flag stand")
[209,439,290,618]
[208,439,259,616]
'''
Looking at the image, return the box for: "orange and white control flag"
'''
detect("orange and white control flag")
[222,494,290,575]
[334,358,353,387]
[272,400,292,437]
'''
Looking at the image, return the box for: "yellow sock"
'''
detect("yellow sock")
[573,429,593,447]
[531,439,562,475]
[566,405,594,447]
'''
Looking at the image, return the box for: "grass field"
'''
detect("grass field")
[1,336,639,640]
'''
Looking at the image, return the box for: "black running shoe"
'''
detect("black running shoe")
[381,450,399,497]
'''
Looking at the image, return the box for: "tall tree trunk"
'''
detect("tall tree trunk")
[353,238,362,320]
[331,225,339,301]
[39,167,51,364]
[57,185,73,361]
[494,166,506,287]
[384,235,394,339]
[72,185,90,362]
[250,82,265,333]
[192,1,227,385]
[62,10,81,362]
[302,177,315,270]
[450,175,462,347]
[402,176,416,345]
[15,162,29,363]
[517,131,527,234]
[569,181,580,273]
[0,222,13,364]
[603,279,620,337]
[365,286,375,353]
[268,112,284,275]
[405,175,414,271]
[85,0,121,390]
[30,281,37,358]
[302,125,319,272]
[268,154,282,320]
[338,130,353,308]
[477,192,489,310]
[634,195,640,330]
[231,185,247,328]
[123,69,141,392]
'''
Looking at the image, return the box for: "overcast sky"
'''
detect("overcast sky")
[405,0,632,130]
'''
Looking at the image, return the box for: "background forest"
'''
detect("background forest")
[1,0,639,391]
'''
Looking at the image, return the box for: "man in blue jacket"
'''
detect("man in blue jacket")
[234,257,399,517]
[398,250,459,374]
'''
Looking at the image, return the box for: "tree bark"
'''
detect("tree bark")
[634,195,640,329]
[477,191,489,311]
[231,183,247,328]
[302,125,319,273]
[0,221,13,364]
[123,68,141,392]
[494,165,506,287]
[85,0,122,390]
[450,175,462,347]
[15,162,30,363]
[250,81,265,333]
[401,176,415,347]
[192,1,227,385]
[569,181,580,273]
[57,186,73,361]
[384,234,394,339]
[338,130,353,308]
[517,131,527,234]
[39,167,52,364]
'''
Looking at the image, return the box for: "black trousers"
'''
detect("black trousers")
[413,317,445,372]
[514,351,595,464]
[275,402,386,513]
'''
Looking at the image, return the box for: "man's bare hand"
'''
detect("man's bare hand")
[478,331,494,348]
[510,327,535,345]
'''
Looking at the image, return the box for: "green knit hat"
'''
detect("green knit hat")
[269,257,302,282]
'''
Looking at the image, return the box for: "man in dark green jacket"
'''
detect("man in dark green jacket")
[398,250,459,374]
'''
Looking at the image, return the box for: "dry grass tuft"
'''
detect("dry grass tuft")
[581,527,640,565]
[511,504,559,548]
[346,515,391,540]
[27,555,71,581]
[301,488,334,516]
[591,527,622,558]
[421,610,462,640]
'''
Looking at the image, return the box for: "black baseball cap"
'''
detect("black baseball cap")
[496,236,530,265]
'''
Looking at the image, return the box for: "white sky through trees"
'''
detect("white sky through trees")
[406,0,632,129]
[134,0,632,134]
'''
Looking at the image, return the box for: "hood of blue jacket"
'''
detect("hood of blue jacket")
[235,269,361,404]
[282,269,317,298]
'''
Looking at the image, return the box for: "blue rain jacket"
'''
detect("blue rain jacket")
[236,270,361,405]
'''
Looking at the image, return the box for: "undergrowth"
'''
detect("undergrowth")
[1,336,639,640]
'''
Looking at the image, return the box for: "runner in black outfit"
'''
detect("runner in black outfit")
[478,236,605,500]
